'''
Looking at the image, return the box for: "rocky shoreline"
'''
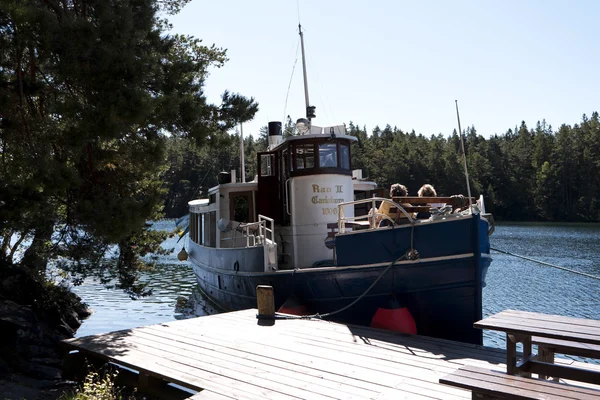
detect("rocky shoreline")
[0,266,92,400]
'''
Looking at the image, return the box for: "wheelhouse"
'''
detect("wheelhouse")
[257,134,355,226]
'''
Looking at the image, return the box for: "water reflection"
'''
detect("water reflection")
[73,220,208,337]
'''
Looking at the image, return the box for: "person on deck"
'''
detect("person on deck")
[416,184,445,219]
[376,183,411,226]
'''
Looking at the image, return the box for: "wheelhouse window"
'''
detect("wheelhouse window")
[260,153,275,177]
[319,143,338,167]
[296,144,315,169]
[287,139,352,176]
[340,144,350,169]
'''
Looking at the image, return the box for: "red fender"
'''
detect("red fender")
[370,305,417,334]
[278,297,310,316]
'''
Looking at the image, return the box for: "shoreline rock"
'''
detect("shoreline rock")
[0,266,92,399]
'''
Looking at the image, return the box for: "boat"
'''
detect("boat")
[181,25,494,345]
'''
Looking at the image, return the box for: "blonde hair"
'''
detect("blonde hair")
[418,184,436,197]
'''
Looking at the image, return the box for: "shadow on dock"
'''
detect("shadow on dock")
[62,309,596,399]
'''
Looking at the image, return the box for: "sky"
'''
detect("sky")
[168,0,600,138]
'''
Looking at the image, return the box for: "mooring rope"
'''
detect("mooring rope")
[258,252,414,321]
[491,247,600,282]
[259,225,420,321]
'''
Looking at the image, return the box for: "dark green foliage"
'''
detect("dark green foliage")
[162,131,266,218]
[164,111,600,223]
[339,114,600,222]
[0,0,257,291]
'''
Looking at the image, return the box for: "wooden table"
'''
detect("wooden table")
[475,310,600,385]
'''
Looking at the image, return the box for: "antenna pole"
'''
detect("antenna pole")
[299,24,311,121]
[240,122,245,183]
[455,100,473,209]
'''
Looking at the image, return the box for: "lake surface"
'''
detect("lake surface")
[73,220,600,357]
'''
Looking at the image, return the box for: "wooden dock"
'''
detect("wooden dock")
[62,309,599,399]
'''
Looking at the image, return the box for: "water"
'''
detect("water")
[483,222,600,355]
[73,221,600,359]
[72,220,211,337]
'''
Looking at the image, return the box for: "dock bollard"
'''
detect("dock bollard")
[256,285,275,318]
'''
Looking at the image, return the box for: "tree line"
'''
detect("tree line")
[163,113,600,223]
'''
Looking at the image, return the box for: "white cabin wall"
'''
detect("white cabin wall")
[289,174,354,267]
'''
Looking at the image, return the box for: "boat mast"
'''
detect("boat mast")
[240,122,245,183]
[454,100,473,209]
[298,24,314,124]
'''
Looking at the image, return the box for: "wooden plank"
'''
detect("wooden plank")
[72,347,279,400]
[519,360,600,386]
[129,337,447,400]
[181,316,505,385]
[114,330,374,400]
[441,366,600,400]
[477,314,600,337]
[506,334,517,375]
[67,319,465,400]
[64,332,300,400]
[482,313,600,337]
[136,326,381,397]
[392,196,475,204]
[532,336,600,359]
[135,324,401,395]
[135,323,467,400]
[478,311,600,334]
[130,328,378,399]
[70,333,332,400]
[501,310,600,330]
[85,333,344,400]
[210,311,475,361]
[389,206,431,213]
[475,316,600,345]
[65,309,562,400]
[137,316,472,399]
[211,310,508,359]
[193,310,508,376]
[191,390,236,400]
[168,313,480,376]
[206,311,508,365]
[450,366,600,399]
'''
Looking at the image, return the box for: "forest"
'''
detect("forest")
[162,113,600,223]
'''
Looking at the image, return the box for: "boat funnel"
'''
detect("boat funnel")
[218,171,231,184]
[268,121,282,148]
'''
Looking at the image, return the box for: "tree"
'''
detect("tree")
[0,0,257,289]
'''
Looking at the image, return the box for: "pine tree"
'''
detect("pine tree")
[0,0,257,288]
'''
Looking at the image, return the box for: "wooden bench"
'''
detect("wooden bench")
[440,365,600,399]
[532,336,600,380]
[475,310,600,385]
[389,196,476,216]
[533,336,600,360]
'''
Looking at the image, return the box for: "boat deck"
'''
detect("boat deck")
[62,309,600,399]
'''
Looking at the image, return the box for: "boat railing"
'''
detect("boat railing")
[239,221,262,247]
[220,215,275,249]
[258,214,275,244]
[337,197,415,233]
